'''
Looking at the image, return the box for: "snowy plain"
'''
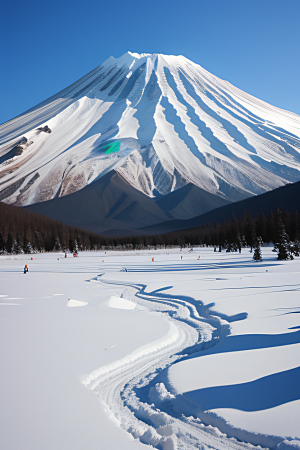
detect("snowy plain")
[0,247,299,450]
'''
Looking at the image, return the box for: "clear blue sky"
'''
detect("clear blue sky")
[1,0,299,125]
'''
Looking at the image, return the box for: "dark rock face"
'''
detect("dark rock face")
[36,126,51,133]
[16,173,40,203]
[0,137,28,165]
[0,176,27,201]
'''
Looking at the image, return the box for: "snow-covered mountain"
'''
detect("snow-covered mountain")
[0,52,300,228]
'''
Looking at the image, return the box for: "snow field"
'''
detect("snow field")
[0,248,299,449]
[107,294,136,309]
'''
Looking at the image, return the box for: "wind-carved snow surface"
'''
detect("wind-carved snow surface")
[83,273,291,450]
[1,249,300,449]
[0,52,300,206]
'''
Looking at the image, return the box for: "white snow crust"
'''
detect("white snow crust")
[1,248,300,450]
[67,298,88,307]
[107,295,136,309]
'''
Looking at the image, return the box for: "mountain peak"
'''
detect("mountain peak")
[127,51,148,59]
[0,52,299,214]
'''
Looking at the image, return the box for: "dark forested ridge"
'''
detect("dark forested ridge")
[146,209,300,249]
[24,179,300,236]
[0,200,299,261]
[139,180,300,235]
[0,201,108,253]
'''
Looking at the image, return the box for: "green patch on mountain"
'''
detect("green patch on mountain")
[98,140,121,155]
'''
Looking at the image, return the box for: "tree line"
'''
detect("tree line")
[0,202,107,253]
[0,201,299,261]
[134,209,299,261]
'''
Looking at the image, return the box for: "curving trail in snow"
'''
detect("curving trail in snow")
[83,272,263,450]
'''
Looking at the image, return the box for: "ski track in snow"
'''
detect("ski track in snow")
[83,271,268,450]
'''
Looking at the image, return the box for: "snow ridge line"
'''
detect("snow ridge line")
[83,274,266,450]
[83,321,179,389]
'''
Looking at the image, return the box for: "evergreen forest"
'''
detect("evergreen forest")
[0,201,299,261]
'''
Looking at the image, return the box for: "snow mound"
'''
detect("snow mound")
[107,295,135,310]
[67,299,88,307]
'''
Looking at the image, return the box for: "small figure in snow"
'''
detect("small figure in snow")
[24,266,27,274]
[25,264,28,272]
[181,256,183,260]
[197,255,200,260]
[65,252,67,258]
[152,257,154,262]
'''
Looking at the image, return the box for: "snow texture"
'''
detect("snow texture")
[1,248,299,450]
[107,295,136,309]
[67,298,88,307]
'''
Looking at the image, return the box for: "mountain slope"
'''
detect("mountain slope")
[1,51,300,230]
[25,171,230,235]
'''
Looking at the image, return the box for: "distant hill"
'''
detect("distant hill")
[139,181,300,235]
[25,179,300,236]
[25,171,230,235]
[1,181,300,254]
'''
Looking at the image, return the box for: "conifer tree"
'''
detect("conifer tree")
[276,229,293,260]
[253,236,263,261]
[12,238,21,254]
[6,233,13,253]
[68,238,74,252]
[23,236,33,254]
[0,229,5,254]
[226,241,234,252]
[54,236,62,252]
[291,238,300,257]
[237,233,242,253]
[275,213,293,260]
